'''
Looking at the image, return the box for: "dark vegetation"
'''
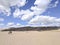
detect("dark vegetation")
[1,26,60,31]
[1,26,60,34]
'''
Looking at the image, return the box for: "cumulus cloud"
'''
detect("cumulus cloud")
[13,0,52,21]
[0,18,4,21]
[0,0,60,27]
[30,0,52,15]
[34,0,51,7]
[28,15,60,26]
[0,23,4,26]
[7,22,14,26]
[49,0,59,8]
[13,9,34,21]
[16,23,21,26]
[6,22,21,28]
[0,0,27,16]
[53,0,59,7]
[13,8,21,18]
[9,0,26,7]
[21,10,34,20]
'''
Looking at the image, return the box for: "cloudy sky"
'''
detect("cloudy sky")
[0,0,60,28]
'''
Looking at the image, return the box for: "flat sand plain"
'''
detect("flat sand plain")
[0,29,60,45]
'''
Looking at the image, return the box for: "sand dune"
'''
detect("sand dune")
[0,29,60,45]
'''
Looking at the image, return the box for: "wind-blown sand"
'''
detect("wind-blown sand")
[0,29,60,45]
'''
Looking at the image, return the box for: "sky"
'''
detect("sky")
[0,0,60,28]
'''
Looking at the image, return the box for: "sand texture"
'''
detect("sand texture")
[0,29,60,45]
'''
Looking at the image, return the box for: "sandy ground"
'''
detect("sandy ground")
[0,29,60,45]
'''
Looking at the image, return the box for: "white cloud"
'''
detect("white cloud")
[0,23,4,26]
[28,15,60,26]
[49,0,59,8]
[21,10,34,20]
[34,0,51,7]
[0,0,27,8]
[30,6,46,15]
[9,0,27,7]
[0,5,11,16]
[13,8,21,18]
[30,0,52,15]
[13,0,52,21]
[7,22,14,26]
[53,0,59,7]
[6,22,22,28]
[13,9,34,21]
[0,0,27,16]
[0,0,60,27]
[16,23,21,26]
[0,18,4,21]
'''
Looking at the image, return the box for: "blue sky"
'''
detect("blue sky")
[0,0,60,28]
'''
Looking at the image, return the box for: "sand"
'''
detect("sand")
[0,29,60,45]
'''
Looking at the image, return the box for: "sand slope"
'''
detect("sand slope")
[0,30,60,45]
